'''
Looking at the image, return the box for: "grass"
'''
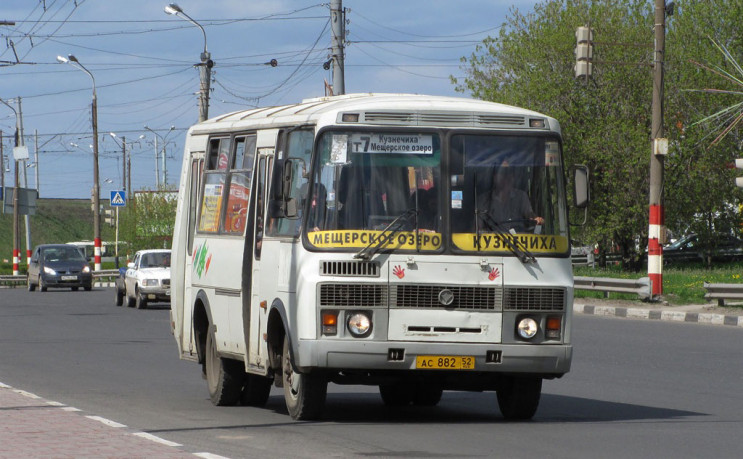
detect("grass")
[574,263,743,305]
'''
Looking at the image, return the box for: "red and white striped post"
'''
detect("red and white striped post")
[26,249,31,267]
[94,237,102,271]
[12,248,20,276]
[648,204,664,296]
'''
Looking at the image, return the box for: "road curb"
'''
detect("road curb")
[574,303,743,327]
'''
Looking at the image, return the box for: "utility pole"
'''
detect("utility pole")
[648,0,667,298]
[330,0,346,95]
[34,129,39,195]
[122,135,127,191]
[162,143,167,187]
[16,98,32,266]
[154,135,160,189]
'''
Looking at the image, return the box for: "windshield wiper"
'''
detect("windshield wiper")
[478,211,537,264]
[354,208,417,260]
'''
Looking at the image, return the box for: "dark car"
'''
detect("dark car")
[27,244,93,291]
[663,234,743,265]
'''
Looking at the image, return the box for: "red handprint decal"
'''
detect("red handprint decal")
[393,265,405,279]
[488,267,500,281]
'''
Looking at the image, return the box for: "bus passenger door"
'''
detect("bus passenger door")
[183,155,204,358]
[247,150,273,368]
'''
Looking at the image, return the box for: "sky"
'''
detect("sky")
[1,0,539,199]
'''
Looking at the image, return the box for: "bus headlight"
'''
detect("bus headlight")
[517,318,539,340]
[347,312,372,338]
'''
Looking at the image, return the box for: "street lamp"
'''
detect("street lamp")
[58,53,102,271]
[164,3,213,122]
[144,125,176,188]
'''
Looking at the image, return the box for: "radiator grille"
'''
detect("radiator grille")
[503,287,565,311]
[320,261,380,277]
[391,285,502,310]
[319,284,387,307]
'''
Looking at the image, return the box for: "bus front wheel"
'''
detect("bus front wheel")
[282,336,327,420]
[496,376,542,420]
[205,328,243,406]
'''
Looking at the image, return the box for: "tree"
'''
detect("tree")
[664,0,743,266]
[454,0,743,269]
[118,190,177,256]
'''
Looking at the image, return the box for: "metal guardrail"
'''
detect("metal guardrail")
[0,275,26,286]
[574,276,652,300]
[703,282,743,306]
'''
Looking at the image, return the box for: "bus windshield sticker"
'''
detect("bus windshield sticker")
[452,233,568,253]
[348,133,433,155]
[545,141,560,166]
[308,230,442,250]
[451,190,463,209]
[331,135,348,164]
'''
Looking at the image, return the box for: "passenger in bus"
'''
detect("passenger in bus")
[478,161,543,232]
[411,187,439,232]
[301,181,327,232]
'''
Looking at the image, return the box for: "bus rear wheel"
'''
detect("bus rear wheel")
[205,328,243,406]
[496,376,542,420]
[282,336,326,420]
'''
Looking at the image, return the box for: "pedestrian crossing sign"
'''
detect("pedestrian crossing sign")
[110,190,126,207]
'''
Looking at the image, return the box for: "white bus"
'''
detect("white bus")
[170,93,589,420]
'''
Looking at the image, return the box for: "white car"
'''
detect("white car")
[118,249,171,309]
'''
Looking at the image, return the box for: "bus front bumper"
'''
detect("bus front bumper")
[295,340,572,377]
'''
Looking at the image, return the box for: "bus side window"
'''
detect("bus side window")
[267,129,314,237]
[223,135,256,235]
[187,157,204,255]
[198,137,231,233]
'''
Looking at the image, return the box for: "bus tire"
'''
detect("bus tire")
[496,376,542,420]
[379,384,414,406]
[282,336,326,420]
[240,374,272,407]
[205,328,243,406]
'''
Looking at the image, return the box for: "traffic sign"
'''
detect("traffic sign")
[110,190,126,207]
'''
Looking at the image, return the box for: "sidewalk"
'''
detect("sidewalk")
[574,298,743,327]
[0,382,215,459]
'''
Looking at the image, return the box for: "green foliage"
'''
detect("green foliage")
[454,0,743,270]
[117,190,177,255]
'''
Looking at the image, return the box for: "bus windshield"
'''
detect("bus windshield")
[305,130,568,257]
[449,134,569,255]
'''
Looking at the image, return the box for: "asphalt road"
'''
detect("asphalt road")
[1,287,742,458]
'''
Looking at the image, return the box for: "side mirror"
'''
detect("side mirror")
[573,165,590,208]
[127,262,135,269]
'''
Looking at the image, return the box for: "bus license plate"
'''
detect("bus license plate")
[416,355,475,370]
